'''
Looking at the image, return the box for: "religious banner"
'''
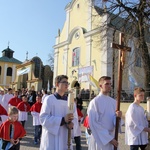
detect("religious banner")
[78,66,93,82]
[88,75,99,89]
[17,67,30,76]
[0,86,4,91]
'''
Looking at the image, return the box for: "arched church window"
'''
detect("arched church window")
[7,67,12,76]
[0,66,1,75]
[72,47,80,67]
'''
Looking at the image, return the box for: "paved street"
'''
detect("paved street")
[20,114,88,150]
[20,102,150,150]
[20,114,130,150]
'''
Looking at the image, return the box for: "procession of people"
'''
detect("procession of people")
[0,75,150,150]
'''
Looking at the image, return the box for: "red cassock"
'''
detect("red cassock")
[8,97,22,107]
[0,104,8,116]
[17,101,31,112]
[30,102,42,113]
[83,116,89,128]
[77,108,83,118]
[0,120,26,140]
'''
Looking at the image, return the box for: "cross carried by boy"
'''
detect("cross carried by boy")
[111,32,131,150]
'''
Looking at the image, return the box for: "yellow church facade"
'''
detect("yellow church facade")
[53,0,149,97]
[53,0,110,93]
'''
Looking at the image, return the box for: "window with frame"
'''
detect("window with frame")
[72,47,80,67]
[7,67,12,76]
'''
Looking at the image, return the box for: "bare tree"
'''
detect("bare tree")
[47,50,54,71]
[93,0,150,90]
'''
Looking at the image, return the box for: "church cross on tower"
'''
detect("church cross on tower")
[8,41,10,47]
[26,51,28,61]
[111,32,131,150]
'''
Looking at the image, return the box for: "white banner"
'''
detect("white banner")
[17,67,30,76]
[78,66,93,82]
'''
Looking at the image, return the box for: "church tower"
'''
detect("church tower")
[0,46,22,89]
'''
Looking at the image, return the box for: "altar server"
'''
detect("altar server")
[125,87,150,150]
[17,95,30,127]
[30,94,42,145]
[0,106,26,150]
[40,75,78,150]
[87,76,122,150]
[1,88,13,112]
[8,91,21,107]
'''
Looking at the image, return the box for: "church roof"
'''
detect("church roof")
[2,46,14,53]
[0,56,22,64]
[0,46,22,64]
[22,59,32,64]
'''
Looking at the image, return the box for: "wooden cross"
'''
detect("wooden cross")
[111,32,131,150]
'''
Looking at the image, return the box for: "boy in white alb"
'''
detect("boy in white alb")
[40,75,78,150]
[1,88,13,112]
[87,76,122,150]
[125,87,150,150]
[41,89,48,103]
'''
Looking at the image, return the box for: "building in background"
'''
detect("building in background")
[0,46,22,89]
[0,46,53,91]
[12,56,53,91]
[53,0,150,98]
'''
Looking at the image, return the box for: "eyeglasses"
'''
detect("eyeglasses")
[59,81,70,85]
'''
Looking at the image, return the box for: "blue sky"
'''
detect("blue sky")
[0,0,71,65]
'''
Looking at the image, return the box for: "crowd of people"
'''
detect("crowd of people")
[0,87,44,149]
[0,74,150,150]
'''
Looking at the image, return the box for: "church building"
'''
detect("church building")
[12,56,53,91]
[53,0,150,97]
[0,46,22,89]
[0,46,53,92]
